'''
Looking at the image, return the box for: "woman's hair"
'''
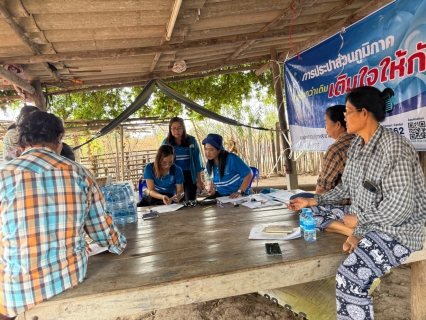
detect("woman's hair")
[17,111,64,148]
[8,105,39,130]
[165,117,190,147]
[345,86,395,122]
[153,145,176,178]
[325,105,347,130]
[206,149,229,179]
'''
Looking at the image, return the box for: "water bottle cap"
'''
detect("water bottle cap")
[301,208,307,213]
[305,209,312,214]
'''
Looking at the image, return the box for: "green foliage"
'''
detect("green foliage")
[46,67,276,126]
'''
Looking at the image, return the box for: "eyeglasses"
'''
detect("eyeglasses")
[161,160,174,166]
[170,127,183,131]
[343,110,361,117]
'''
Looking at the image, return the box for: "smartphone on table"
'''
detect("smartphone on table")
[265,243,282,256]
[142,211,159,220]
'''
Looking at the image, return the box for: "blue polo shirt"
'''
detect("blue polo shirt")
[209,153,251,196]
[143,163,184,195]
[173,144,190,171]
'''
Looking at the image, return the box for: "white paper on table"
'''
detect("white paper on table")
[294,189,307,194]
[152,203,184,213]
[215,195,252,204]
[88,243,109,256]
[242,200,283,209]
[267,190,295,203]
[248,225,301,240]
[251,194,272,201]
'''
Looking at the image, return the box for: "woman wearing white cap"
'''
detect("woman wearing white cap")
[202,133,252,199]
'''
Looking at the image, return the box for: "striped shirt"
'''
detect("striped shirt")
[210,153,251,196]
[0,147,127,316]
[315,126,426,251]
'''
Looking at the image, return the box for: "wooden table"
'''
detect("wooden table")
[17,204,426,320]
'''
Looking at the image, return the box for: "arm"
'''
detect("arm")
[229,170,253,199]
[146,179,174,205]
[355,158,415,233]
[315,185,328,195]
[192,138,205,190]
[84,181,127,254]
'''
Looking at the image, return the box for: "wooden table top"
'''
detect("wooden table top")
[19,203,426,320]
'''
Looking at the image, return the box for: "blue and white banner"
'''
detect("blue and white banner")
[284,0,426,151]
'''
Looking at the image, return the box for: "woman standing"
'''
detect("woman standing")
[202,133,252,199]
[138,145,184,206]
[162,117,204,201]
[287,86,426,319]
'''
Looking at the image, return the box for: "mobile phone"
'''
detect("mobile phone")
[265,243,282,256]
[363,179,378,193]
[142,211,159,220]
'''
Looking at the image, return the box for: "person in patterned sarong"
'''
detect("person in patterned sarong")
[287,86,426,319]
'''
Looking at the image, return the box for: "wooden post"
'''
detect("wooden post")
[411,260,426,319]
[120,126,125,182]
[270,129,277,173]
[247,127,254,167]
[29,80,46,111]
[271,48,298,189]
[191,119,206,164]
[114,131,120,181]
[275,122,281,172]
[73,134,80,163]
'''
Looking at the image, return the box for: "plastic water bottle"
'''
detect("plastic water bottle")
[299,208,307,237]
[304,210,317,242]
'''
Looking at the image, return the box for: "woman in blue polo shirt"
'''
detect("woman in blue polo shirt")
[202,133,252,199]
[138,145,185,206]
[162,117,205,201]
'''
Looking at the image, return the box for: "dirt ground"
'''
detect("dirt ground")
[116,174,412,320]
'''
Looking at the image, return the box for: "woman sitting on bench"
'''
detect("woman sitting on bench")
[202,133,252,199]
[138,145,184,206]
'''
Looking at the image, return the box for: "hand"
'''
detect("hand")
[285,197,314,211]
[343,215,358,228]
[85,242,92,254]
[209,184,216,196]
[229,192,241,199]
[196,180,205,192]
[163,195,172,205]
[175,192,184,202]
[343,235,361,253]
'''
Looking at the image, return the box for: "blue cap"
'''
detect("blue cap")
[202,133,225,150]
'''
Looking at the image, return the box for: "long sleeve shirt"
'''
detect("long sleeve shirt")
[315,126,426,251]
[0,147,127,316]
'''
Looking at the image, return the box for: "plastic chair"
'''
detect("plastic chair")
[138,179,147,201]
[248,167,259,194]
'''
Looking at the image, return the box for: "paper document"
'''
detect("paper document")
[267,190,295,203]
[216,195,251,204]
[152,203,184,213]
[242,200,283,209]
[88,243,109,256]
[248,225,301,240]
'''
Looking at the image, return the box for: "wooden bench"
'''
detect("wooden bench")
[17,205,426,319]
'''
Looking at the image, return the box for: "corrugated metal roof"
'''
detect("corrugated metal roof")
[0,0,393,93]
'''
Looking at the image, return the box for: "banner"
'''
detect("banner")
[284,0,426,151]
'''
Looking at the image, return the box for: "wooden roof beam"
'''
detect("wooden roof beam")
[45,55,269,89]
[0,67,36,95]
[0,23,329,65]
[0,95,22,101]
[0,3,61,82]
[47,64,260,96]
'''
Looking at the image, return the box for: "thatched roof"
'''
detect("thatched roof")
[0,0,393,96]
